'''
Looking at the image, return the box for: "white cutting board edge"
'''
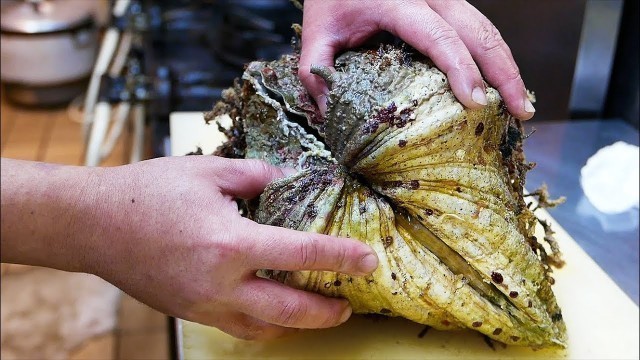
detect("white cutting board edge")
[169,112,228,157]
[170,112,640,360]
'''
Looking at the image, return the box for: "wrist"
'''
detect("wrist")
[57,165,112,275]
[0,159,110,274]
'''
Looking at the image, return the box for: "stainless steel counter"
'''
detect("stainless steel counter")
[522,119,639,304]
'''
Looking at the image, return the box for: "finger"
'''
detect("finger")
[211,311,297,340]
[427,0,533,120]
[214,157,296,199]
[379,1,487,109]
[236,277,352,329]
[242,222,378,275]
[298,27,336,114]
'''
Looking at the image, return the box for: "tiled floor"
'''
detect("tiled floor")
[1,90,170,359]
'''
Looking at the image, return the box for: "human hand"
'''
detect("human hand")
[299,0,534,120]
[89,156,378,340]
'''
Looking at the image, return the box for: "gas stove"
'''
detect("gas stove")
[138,0,302,157]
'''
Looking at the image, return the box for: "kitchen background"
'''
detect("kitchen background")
[1,0,637,359]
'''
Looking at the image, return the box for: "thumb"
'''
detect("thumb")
[298,19,338,115]
[214,158,296,199]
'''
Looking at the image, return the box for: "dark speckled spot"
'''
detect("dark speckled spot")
[383,236,394,248]
[306,206,317,218]
[491,271,504,284]
[363,121,380,134]
[382,180,403,189]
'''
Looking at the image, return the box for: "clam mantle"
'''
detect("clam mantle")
[208,45,567,348]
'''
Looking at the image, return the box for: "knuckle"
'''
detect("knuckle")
[240,159,279,183]
[334,241,349,271]
[506,68,523,83]
[276,299,307,326]
[212,157,240,183]
[215,155,235,172]
[454,61,480,75]
[256,159,276,178]
[427,25,459,47]
[245,158,269,175]
[499,67,523,87]
[476,21,505,54]
[215,238,243,263]
[299,237,320,269]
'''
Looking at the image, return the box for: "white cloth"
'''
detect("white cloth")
[580,141,639,214]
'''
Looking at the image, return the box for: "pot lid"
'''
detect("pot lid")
[1,0,94,34]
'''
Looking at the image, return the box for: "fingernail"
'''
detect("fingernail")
[524,99,536,113]
[339,305,352,324]
[472,87,487,106]
[358,253,378,274]
[281,167,297,177]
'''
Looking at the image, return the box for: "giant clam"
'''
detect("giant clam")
[208,44,567,348]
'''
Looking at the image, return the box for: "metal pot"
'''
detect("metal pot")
[0,0,99,106]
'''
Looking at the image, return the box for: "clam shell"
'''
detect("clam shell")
[213,45,566,348]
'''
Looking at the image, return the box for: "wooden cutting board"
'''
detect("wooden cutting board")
[170,112,640,360]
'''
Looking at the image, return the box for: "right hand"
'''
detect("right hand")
[90,156,379,340]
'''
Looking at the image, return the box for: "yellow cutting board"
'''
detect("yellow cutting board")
[170,112,640,360]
